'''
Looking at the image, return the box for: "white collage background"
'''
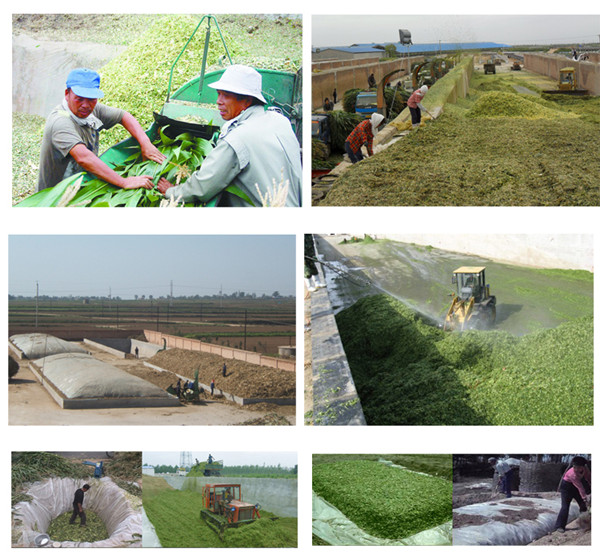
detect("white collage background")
[3,2,599,559]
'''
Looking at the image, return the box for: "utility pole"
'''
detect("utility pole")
[168,280,173,323]
[243,309,247,350]
[35,281,39,328]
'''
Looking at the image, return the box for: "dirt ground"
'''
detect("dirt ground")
[453,478,591,545]
[146,348,295,399]
[9,343,295,425]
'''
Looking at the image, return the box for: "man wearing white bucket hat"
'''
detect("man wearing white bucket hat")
[157,65,302,206]
[344,113,385,164]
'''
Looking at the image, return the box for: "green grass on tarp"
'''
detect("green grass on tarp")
[313,460,452,540]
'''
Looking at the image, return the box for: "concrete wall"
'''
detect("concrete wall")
[143,330,295,372]
[380,234,593,271]
[523,53,600,95]
[310,237,366,426]
[312,56,423,109]
[162,475,297,518]
[313,55,382,70]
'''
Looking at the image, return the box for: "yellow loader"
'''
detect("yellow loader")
[444,266,496,330]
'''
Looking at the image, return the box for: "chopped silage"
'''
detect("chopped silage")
[466,91,578,119]
[313,459,452,541]
[335,294,592,425]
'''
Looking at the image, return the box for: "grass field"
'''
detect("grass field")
[9,297,295,355]
[142,476,297,548]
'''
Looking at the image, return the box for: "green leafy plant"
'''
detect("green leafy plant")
[336,294,593,425]
[47,511,109,542]
[313,459,452,540]
[16,130,213,207]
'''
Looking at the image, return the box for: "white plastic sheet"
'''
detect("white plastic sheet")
[141,507,161,548]
[312,492,452,546]
[453,496,580,545]
[12,477,142,547]
[312,459,452,546]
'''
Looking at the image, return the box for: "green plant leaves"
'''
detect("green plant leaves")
[16,131,214,207]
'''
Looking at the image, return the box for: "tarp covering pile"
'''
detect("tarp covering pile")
[10,333,87,359]
[313,459,452,545]
[33,353,176,400]
[12,477,141,547]
[453,496,579,545]
[313,492,452,546]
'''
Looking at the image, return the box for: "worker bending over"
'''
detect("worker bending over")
[407,85,433,128]
[37,68,164,191]
[554,456,591,533]
[344,113,384,164]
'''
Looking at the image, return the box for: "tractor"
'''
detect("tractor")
[200,483,260,539]
[543,67,588,95]
[444,266,496,331]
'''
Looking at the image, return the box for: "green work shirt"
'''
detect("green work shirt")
[37,102,124,191]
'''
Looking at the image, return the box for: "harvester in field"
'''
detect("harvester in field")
[444,266,496,331]
[200,483,261,539]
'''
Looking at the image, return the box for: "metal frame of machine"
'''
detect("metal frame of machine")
[444,266,496,330]
[200,483,260,539]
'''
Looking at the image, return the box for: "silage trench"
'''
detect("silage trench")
[147,348,295,398]
[334,294,592,425]
[321,111,600,207]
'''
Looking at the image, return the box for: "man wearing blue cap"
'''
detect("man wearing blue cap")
[156,65,301,206]
[37,68,165,192]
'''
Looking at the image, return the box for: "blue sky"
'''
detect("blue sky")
[312,14,600,48]
[9,235,295,298]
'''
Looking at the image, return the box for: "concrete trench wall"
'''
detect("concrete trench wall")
[12,477,141,548]
[12,33,125,117]
[312,56,424,109]
[84,338,162,359]
[310,236,366,426]
[144,362,295,406]
[378,234,593,271]
[143,330,295,372]
[161,475,297,518]
[523,53,600,95]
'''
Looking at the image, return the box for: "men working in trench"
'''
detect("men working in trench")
[157,65,302,207]
[37,68,165,192]
[69,483,90,527]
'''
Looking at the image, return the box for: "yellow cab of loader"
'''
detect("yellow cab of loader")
[558,67,578,90]
[444,266,496,330]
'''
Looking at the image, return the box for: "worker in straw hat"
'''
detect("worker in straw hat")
[407,84,434,128]
[344,112,385,164]
[37,68,165,192]
[157,64,302,206]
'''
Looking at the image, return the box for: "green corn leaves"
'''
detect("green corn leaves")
[16,130,214,207]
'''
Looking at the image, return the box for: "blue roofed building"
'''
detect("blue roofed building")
[313,42,511,61]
